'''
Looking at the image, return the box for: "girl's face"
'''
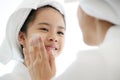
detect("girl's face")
[19,7,65,56]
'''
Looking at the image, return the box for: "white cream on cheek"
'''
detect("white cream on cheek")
[26,34,57,56]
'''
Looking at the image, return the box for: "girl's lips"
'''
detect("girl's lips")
[45,46,58,56]
[45,46,58,51]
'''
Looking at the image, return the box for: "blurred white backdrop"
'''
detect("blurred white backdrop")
[0,0,95,77]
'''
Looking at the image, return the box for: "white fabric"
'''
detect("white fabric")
[0,60,31,80]
[64,0,79,2]
[0,0,65,64]
[53,26,120,80]
[65,0,120,25]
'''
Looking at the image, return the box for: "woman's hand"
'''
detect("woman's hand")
[23,36,56,80]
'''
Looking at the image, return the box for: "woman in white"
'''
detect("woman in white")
[0,0,66,80]
[54,0,120,80]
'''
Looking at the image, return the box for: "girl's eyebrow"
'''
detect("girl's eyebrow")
[58,26,66,30]
[38,22,50,26]
[38,22,65,30]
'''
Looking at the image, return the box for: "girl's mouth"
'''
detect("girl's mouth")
[45,46,58,56]
[45,46,58,51]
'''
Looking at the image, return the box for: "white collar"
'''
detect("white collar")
[99,25,120,55]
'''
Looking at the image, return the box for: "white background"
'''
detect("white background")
[0,0,95,77]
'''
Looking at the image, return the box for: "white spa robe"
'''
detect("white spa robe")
[53,26,120,80]
[0,60,31,80]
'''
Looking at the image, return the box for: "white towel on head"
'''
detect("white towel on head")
[79,0,120,25]
[0,0,65,64]
[64,0,79,2]
[65,0,120,25]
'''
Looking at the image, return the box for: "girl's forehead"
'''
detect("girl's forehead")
[34,8,65,27]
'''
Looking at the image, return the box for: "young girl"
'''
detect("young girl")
[0,0,66,80]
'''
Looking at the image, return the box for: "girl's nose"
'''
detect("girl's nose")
[48,36,58,42]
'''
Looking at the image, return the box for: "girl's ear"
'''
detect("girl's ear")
[18,31,26,47]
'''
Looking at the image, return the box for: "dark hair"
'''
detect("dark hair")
[20,5,65,32]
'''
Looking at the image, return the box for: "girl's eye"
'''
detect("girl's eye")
[57,31,64,35]
[39,28,48,31]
